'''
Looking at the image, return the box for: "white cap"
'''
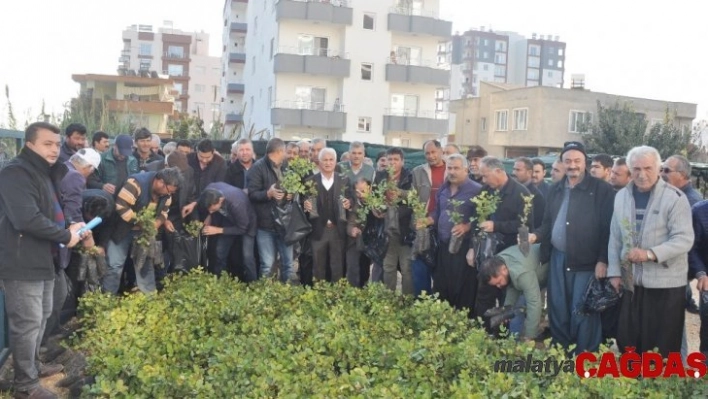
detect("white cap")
[76,148,101,169]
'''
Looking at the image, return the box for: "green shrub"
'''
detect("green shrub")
[75,270,707,398]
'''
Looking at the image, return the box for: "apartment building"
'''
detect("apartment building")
[221,1,249,135]
[449,81,697,158]
[118,24,222,128]
[72,73,177,134]
[225,0,452,148]
[450,29,566,99]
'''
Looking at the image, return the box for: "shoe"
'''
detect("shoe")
[38,363,63,378]
[13,386,58,399]
[687,300,700,314]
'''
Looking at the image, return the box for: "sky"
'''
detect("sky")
[1,0,706,128]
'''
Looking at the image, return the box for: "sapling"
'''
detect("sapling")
[447,199,465,254]
[517,194,534,256]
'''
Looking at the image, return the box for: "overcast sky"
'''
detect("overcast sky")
[1,0,706,127]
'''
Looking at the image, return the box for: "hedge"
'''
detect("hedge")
[75,270,706,398]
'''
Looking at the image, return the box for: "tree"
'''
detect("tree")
[168,113,206,140]
[4,85,18,130]
[581,100,647,156]
[645,107,698,159]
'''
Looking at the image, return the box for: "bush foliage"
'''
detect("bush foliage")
[75,271,706,398]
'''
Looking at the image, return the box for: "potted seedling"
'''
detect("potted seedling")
[518,194,534,256]
[405,188,429,256]
[280,157,317,216]
[470,191,501,263]
[132,207,159,272]
[620,217,638,293]
[447,199,465,254]
[184,220,204,238]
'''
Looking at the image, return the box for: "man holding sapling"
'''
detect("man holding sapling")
[303,148,351,283]
[512,157,545,229]
[373,147,414,295]
[474,156,531,327]
[410,140,447,296]
[528,141,615,354]
[102,167,182,294]
[607,146,693,357]
[419,154,481,314]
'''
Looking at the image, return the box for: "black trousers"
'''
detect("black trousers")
[432,240,477,318]
[601,302,621,342]
[617,285,685,357]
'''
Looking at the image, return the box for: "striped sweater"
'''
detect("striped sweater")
[115,176,171,225]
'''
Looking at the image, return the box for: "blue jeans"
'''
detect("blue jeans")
[1,279,54,392]
[214,234,257,282]
[509,295,526,337]
[411,257,432,296]
[256,229,293,283]
[103,231,156,294]
[548,249,601,354]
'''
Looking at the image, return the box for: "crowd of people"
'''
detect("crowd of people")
[0,121,706,398]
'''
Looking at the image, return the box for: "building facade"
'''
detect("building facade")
[449,81,697,158]
[224,0,452,148]
[72,73,177,135]
[450,29,566,99]
[119,24,222,129]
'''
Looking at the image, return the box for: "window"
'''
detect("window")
[494,65,505,77]
[482,64,489,71]
[295,87,326,110]
[494,53,506,64]
[481,117,487,131]
[195,84,205,93]
[483,39,489,46]
[358,117,372,132]
[361,63,372,80]
[167,64,183,76]
[528,57,540,68]
[548,58,554,66]
[298,35,329,56]
[363,13,375,30]
[270,38,274,59]
[483,51,489,59]
[558,48,564,56]
[569,110,592,133]
[495,40,507,52]
[139,43,152,56]
[393,45,421,66]
[513,108,528,130]
[547,71,553,78]
[167,45,184,58]
[558,60,563,68]
[495,110,508,131]
[173,83,183,95]
[390,94,418,116]
[528,45,540,56]
[527,69,539,80]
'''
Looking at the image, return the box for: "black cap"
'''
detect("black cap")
[561,141,587,159]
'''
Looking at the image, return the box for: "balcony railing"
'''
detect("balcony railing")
[384,109,448,119]
[162,70,186,77]
[278,0,351,7]
[385,57,450,70]
[163,52,187,60]
[389,6,440,18]
[277,46,348,59]
[272,100,345,113]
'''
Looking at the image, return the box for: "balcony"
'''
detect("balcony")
[274,47,350,77]
[227,83,245,93]
[271,100,346,130]
[385,57,450,86]
[106,99,175,115]
[163,51,189,61]
[225,113,244,124]
[229,52,246,64]
[387,7,452,38]
[383,110,448,135]
[276,0,352,26]
[230,22,247,33]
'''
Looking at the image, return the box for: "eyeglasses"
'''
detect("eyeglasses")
[661,167,674,174]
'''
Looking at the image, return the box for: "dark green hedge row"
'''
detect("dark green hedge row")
[75,270,706,398]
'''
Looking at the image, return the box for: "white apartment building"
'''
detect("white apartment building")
[221,1,249,135]
[224,0,452,148]
[119,24,222,129]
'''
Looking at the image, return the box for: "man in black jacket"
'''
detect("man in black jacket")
[199,183,258,281]
[58,123,87,164]
[0,122,83,399]
[188,139,227,197]
[303,148,351,282]
[529,141,615,354]
[373,147,414,295]
[225,138,255,190]
[247,138,293,282]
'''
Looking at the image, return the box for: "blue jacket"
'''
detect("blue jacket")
[689,200,708,280]
[433,178,482,243]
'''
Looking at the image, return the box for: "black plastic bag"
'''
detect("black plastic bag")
[576,277,621,315]
[472,232,500,266]
[419,227,438,269]
[172,232,201,273]
[273,195,313,246]
[363,218,389,265]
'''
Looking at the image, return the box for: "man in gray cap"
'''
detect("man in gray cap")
[528,141,615,354]
[89,134,139,196]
